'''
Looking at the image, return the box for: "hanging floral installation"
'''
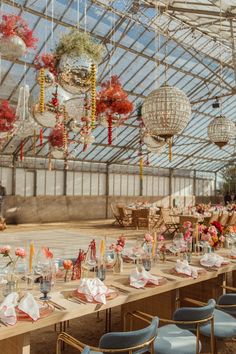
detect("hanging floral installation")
[48,124,66,149]
[96,76,133,145]
[34,53,57,89]
[0,14,37,59]
[0,100,16,135]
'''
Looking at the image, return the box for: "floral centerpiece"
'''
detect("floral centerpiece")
[96,75,133,144]
[63,259,73,282]
[142,233,153,255]
[0,245,26,278]
[0,100,16,137]
[71,249,86,280]
[200,221,225,249]
[182,221,193,243]
[195,203,211,214]
[0,14,37,59]
[109,235,126,273]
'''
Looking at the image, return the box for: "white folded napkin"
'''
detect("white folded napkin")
[130,267,161,288]
[230,248,236,258]
[175,260,198,279]
[18,292,40,321]
[200,253,229,268]
[77,278,111,304]
[0,292,19,325]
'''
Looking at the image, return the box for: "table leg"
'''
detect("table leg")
[1,333,30,354]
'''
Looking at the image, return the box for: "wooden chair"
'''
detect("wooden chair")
[110,204,123,226]
[228,212,236,227]
[117,207,132,227]
[218,212,230,227]
[161,209,180,235]
[208,212,220,224]
[131,209,155,230]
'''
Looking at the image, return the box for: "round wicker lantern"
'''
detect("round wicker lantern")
[207,115,235,148]
[142,84,191,140]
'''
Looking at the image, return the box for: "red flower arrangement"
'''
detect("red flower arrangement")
[0,100,16,132]
[34,53,57,76]
[211,221,223,234]
[48,125,65,149]
[0,14,37,49]
[96,76,133,144]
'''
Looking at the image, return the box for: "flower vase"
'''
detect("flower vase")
[5,269,19,296]
[113,253,123,274]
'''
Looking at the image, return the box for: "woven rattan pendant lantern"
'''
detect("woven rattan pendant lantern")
[142,84,191,140]
[207,115,235,148]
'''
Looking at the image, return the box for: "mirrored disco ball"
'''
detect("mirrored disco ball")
[57,54,93,94]
[0,35,26,60]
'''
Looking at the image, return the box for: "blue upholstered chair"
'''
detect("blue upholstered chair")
[127,299,215,354]
[56,317,158,354]
[184,295,236,353]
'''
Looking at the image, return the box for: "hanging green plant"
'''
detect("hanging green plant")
[54,28,104,63]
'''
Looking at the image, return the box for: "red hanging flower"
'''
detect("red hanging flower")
[96,76,133,144]
[34,53,57,76]
[0,100,16,132]
[0,14,38,49]
[48,125,65,149]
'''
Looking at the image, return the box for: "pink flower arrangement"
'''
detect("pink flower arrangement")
[15,247,26,258]
[42,247,53,259]
[109,235,126,253]
[63,259,73,282]
[158,235,165,242]
[144,233,153,243]
[183,221,192,229]
[0,245,11,255]
[0,245,26,271]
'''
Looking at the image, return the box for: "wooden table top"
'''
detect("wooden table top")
[0,251,235,341]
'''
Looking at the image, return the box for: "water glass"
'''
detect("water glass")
[39,276,52,300]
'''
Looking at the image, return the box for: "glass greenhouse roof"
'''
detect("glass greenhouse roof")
[0,0,236,173]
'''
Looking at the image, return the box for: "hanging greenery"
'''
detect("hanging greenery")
[54,29,104,63]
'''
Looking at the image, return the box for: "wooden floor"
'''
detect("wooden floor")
[0,220,143,261]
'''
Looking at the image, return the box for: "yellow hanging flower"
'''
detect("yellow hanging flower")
[139,157,143,180]
[90,64,96,129]
[39,68,45,114]
[168,138,172,162]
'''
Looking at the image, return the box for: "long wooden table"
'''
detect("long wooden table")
[1,253,236,354]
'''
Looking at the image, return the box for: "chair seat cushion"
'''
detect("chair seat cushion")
[200,309,236,339]
[154,324,200,354]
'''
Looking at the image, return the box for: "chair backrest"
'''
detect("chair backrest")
[118,207,126,219]
[173,299,216,323]
[228,212,236,226]
[111,203,119,217]
[82,347,90,354]
[209,212,219,223]
[218,293,236,306]
[138,209,150,218]
[161,209,172,223]
[219,212,229,226]
[99,317,158,354]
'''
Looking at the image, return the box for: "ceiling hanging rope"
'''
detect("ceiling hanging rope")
[207,0,236,148]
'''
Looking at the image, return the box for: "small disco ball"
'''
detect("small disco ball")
[0,35,26,60]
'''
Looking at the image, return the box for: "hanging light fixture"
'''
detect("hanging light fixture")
[142,84,191,140]
[143,134,166,155]
[207,115,235,148]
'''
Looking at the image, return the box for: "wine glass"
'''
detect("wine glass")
[142,258,151,271]
[39,276,52,300]
[96,266,106,281]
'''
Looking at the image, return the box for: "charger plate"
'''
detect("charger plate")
[16,301,54,321]
[73,289,118,303]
